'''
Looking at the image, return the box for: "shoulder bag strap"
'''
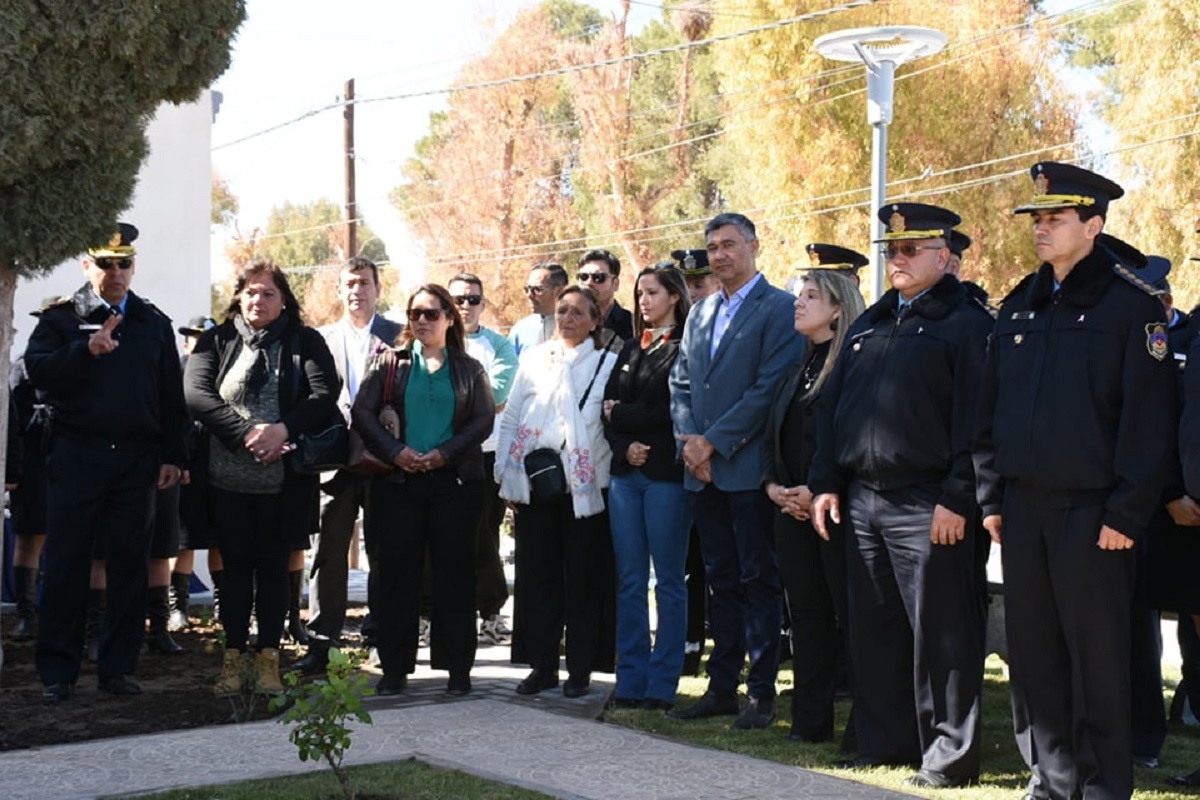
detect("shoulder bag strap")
[576,336,615,412]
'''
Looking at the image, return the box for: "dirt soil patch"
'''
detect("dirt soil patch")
[0,608,359,752]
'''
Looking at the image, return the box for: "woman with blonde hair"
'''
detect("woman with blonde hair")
[762,266,865,743]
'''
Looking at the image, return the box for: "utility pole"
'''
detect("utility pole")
[344,78,357,259]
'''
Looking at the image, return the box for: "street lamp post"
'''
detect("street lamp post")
[814,27,946,302]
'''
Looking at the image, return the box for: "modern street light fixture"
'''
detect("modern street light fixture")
[814,26,946,301]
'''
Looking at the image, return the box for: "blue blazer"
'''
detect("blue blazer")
[670,274,806,492]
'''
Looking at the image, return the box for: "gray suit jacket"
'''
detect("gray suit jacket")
[670,274,805,492]
[318,315,404,419]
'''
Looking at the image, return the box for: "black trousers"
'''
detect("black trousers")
[308,471,373,642]
[693,485,782,701]
[370,471,480,676]
[774,509,851,741]
[37,438,158,685]
[475,452,509,618]
[1130,534,1166,760]
[511,496,615,677]
[684,523,707,647]
[1002,486,1134,800]
[845,481,983,776]
[211,487,290,651]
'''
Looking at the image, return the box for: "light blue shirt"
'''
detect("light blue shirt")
[897,287,931,316]
[710,272,763,358]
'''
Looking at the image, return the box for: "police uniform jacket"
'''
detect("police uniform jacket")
[808,274,992,517]
[25,284,187,465]
[975,244,1177,538]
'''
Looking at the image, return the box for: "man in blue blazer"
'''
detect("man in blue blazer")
[669,213,806,728]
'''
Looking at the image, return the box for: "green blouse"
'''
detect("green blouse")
[404,342,455,453]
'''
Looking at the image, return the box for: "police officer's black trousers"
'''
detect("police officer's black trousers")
[37,437,158,686]
[1130,538,1166,761]
[845,481,983,777]
[1001,486,1134,800]
[774,508,851,741]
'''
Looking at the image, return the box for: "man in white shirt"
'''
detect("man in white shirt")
[293,258,403,674]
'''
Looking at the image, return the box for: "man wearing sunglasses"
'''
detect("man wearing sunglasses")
[975,163,1176,800]
[25,222,188,701]
[810,203,992,786]
[448,274,518,646]
[509,262,568,359]
[576,249,632,346]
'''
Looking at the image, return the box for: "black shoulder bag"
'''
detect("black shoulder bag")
[525,339,613,504]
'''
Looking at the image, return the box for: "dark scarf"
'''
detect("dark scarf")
[233,313,290,402]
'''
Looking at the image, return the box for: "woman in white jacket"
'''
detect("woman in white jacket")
[495,286,618,699]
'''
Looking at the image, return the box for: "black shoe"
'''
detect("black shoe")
[640,698,674,711]
[563,676,590,698]
[834,756,885,769]
[42,682,75,702]
[288,647,330,675]
[375,674,408,696]
[146,628,186,655]
[12,613,35,641]
[446,672,472,696]
[98,674,142,696]
[669,689,740,720]
[515,669,559,695]
[608,696,641,710]
[146,586,185,654]
[903,769,978,788]
[1168,767,1200,788]
[732,695,776,730]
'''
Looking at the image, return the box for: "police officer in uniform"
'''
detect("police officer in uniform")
[673,248,719,306]
[974,163,1176,800]
[805,242,868,288]
[810,203,992,785]
[27,223,187,701]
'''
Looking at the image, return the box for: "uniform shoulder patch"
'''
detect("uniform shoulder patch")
[1146,322,1169,361]
[1112,262,1163,297]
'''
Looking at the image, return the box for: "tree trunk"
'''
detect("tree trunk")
[0,263,16,677]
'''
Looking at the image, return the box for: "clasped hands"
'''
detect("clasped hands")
[676,433,713,483]
[767,482,813,521]
[243,422,289,465]
[393,446,446,473]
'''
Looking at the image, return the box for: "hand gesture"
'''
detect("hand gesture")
[417,449,447,472]
[626,442,650,467]
[88,314,122,357]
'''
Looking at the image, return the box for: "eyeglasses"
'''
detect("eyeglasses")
[407,308,445,322]
[524,285,548,295]
[576,272,610,285]
[453,294,483,306]
[94,258,133,270]
[881,243,944,260]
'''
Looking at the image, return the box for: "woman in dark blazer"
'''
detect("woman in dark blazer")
[352,284,494,697]
[184,260,338,695]
[602,265,692,709]
[763,268,864,742]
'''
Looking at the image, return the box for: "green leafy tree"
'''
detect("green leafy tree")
[0,0,246,670]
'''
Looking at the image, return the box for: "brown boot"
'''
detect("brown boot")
[214,649,245,696]
[254,648,284,695]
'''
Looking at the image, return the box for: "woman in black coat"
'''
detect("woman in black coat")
[763,268,864,743]
[184,260,338,695]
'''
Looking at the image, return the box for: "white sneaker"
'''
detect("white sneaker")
[478,614,512,645]
[418,616,431,647]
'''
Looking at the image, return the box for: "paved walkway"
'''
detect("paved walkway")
[0,684,913,800]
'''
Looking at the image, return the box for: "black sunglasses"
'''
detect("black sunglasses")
[95,257,134,270]
[407,308,445,322]
[577,272,610,284]
[881,242,944,260]
[453,294,483,306]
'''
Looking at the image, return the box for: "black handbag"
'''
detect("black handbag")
[522,338,613,505]
[288,330,351,475]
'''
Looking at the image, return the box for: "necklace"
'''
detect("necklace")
[801,344,827,392]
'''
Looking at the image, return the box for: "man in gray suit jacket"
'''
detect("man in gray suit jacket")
[669,213,806,728]
[292,257,403,674]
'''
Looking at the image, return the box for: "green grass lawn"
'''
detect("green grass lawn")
[115,758,553,800]
[605,657,1200,800]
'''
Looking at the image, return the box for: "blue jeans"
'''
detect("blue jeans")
[608,471,692,702]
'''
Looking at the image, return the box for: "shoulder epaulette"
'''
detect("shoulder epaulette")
[968,293,998,319]
[1111,261,1163,297]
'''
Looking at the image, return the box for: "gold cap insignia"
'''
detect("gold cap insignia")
[809,250,822,266]
[108,231,123,248]
[889,209,906,233]
[1035,173,1049,195]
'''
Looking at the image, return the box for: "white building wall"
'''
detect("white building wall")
[12,93,214,353]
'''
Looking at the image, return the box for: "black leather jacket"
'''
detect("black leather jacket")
[351,345,495,484]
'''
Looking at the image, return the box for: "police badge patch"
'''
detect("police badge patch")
[1146,322,1169,361]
